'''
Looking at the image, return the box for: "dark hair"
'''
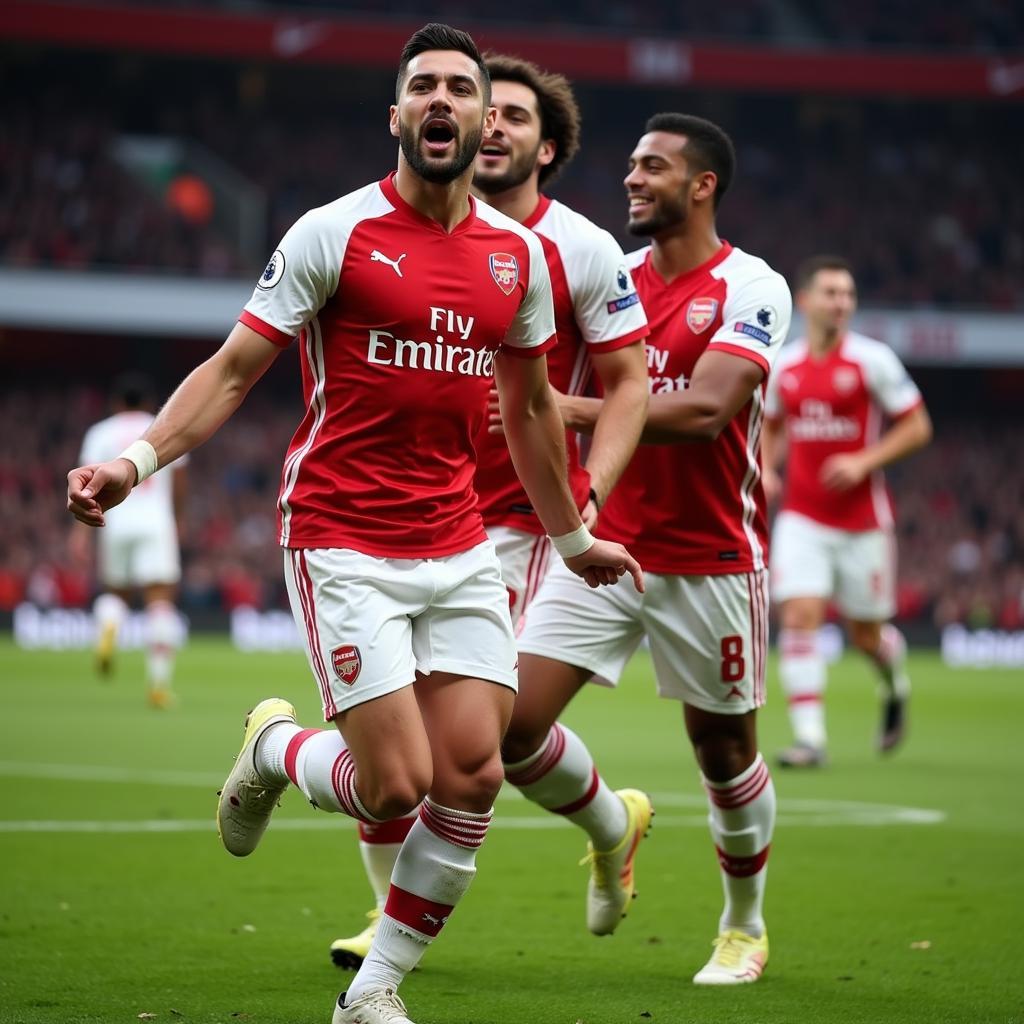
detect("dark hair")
[644,113,736,210]
[397,23,490,105]
[795,254,856,291]
[112,371,154,410]
[484,53,581,188]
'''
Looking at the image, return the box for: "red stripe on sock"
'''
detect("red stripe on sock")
[504,724,566,787]
[550,766,600,816]
[330,750,375,823]
[359,816,417,844]
[787,693,823,706]
[419,801,491,849]
[384,884,454,938]
[715,844,771,877]
[283,729,320,787]
[706,761,771,810]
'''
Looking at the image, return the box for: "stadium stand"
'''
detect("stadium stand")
[2,54,1021,310]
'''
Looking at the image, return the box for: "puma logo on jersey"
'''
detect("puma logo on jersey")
[371,250,407,277]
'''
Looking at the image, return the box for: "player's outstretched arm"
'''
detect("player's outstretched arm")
[67,323,281,527]
[494,351,643,592]
[820,403,932,491]
[557,351,763,446]
[640,350,764,443]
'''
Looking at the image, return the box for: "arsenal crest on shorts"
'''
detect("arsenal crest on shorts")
[686,297,719,333]
[331,644,361,685]
[489,253,519,296]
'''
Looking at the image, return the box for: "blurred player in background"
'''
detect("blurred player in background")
[70,372,185,708]
[67,24,641,1024]
[502,113,791,985]
[762,256,932,767]
[329,50,649,973]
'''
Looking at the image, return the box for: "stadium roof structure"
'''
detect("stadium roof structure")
[5,0,1024,100]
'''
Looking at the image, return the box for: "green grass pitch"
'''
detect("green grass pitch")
[0,637,1021,1024]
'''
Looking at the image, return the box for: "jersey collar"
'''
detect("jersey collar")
[648,240,733,288]
[379,172,478,236]
[522,194,552,230]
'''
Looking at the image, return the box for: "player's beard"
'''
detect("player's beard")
[473,140,542,195]
[626,189,688,238]
[400,117,484,185]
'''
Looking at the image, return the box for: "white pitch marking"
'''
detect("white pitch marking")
[0,808,944,835]
[0,761,946,829]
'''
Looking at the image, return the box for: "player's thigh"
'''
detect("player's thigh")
[486,525,554,629]
[411,542,519,695]
[128,524,181,587]
[770,511,834,604]
[643,570,769,714]
[336,686,433,807]
[283,547,426,721]
[516,558,645,691]
[835,529,896,620]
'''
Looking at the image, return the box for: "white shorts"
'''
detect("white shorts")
[770,511,896,620]
[283,541,518,720]
[485,525,556,631]
[98,524,181,589]
[518,560,769,715]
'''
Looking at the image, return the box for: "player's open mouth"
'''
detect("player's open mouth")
[423,119,456,154]
[479,141,508,161]
[628,195,654,215]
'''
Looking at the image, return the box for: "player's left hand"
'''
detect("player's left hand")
[565,539,644,593]
[67,459,137,527]
[819,453,869,491]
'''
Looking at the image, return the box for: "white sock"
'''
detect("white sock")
[703,754,776,938]
[346,799,491,1003]
[779,628,827,749]
[870,624,910,699]
[144,600,178,689]
[256,726,380,822]
[94,593,127,636]
[504,723,627,850]
[359,816,418,909]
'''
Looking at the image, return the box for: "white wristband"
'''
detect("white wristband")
[549,523,595,559]
[117,439,159,486]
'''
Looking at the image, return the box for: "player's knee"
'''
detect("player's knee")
[501,710,551,766]
[848,621,881,654]
[693,733,757,783]
[437,749,505,810]
[363,773,431,821]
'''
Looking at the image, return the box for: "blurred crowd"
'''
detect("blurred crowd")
[2,386,1021,632]
[0,101,241,277]
[137,0,1024,51]
[2,59,1022,311]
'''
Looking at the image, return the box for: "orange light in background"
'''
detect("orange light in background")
[166,173,214,225]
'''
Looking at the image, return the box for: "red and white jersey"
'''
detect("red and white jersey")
[240,172,555,558]
[473,195,648,533]
[596,242,792,575]
[80,411,184,535]
[765,331,923,531]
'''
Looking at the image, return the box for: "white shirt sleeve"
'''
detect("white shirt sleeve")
[502,234,557,354]
[570,231,648,346]
[708,271,793,372]
[764,355,785,418]
[864,344,923,416]
[242,209,342,341]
